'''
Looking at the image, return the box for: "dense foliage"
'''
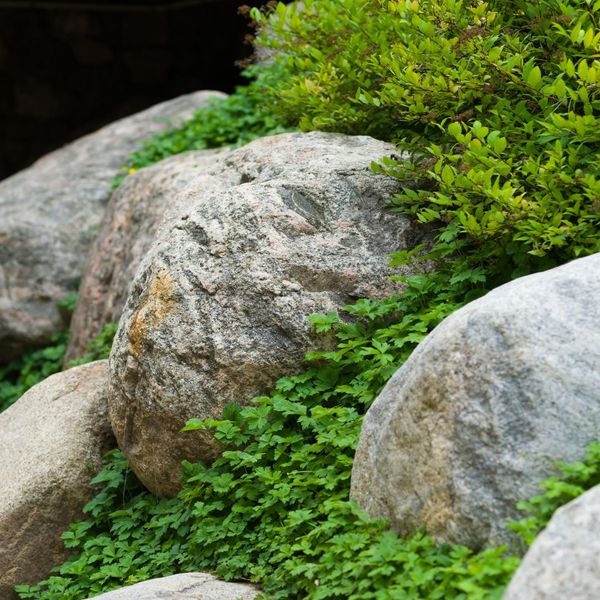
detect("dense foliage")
[254,0,600,288]
[10,0,600,598]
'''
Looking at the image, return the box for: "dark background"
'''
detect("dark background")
[0,0,268,180]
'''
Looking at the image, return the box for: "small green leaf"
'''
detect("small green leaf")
[441,164,455,185]
[448,122,462,137]
[527,66,542,88]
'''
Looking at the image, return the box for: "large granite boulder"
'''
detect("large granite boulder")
[89,573,260,600]
[109,131,423,497]
[0,90,224,363]
[351,253,600,550]
[504,484,600,600]
[0,361,114,599]
[64,148,231,364]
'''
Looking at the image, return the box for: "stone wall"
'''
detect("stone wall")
[0,0,267,180]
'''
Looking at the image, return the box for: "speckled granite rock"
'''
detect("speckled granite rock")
[64,148,231,364]
[0,90,224,362]
[503,484,600,600]
[352,253,600,550]
[89,573,260,600]
[109,131,423,497]
[0,361,113,599]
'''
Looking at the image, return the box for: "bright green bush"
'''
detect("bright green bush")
[254,0,600,286]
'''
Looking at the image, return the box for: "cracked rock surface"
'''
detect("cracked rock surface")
[109,131,423,497]
[0,90,224,362]
[351,253,600,550]
[0,361,114,599]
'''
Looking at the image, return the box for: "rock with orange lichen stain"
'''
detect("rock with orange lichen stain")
[108,131,429,498]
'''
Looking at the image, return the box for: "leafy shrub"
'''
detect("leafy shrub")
[254,0,600,286]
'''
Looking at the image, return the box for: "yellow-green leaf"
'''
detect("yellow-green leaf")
[527,66,542,89]
[441,165,455,185]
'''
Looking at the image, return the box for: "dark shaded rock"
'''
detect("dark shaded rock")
[0,90,224,363]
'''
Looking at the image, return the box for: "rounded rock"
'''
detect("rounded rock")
[351,253,600,550]
[0,361,114,598]
[109,131,424,497]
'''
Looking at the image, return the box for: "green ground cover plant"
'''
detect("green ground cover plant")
[113,67,290,187]
[0,319,116,414]
[0,332,68,414]
[9,0,600,597]
[14,330,600,600]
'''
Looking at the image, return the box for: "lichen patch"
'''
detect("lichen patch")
[129,269,176,359]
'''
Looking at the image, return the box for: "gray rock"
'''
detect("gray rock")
[351,253,600,550]
[0,90,225,363]
[0,361,114,599]
[89,573,260,600]
[503,484,600,600]
[109,131,423,497]
[64,148,231,364]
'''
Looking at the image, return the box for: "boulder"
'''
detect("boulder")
[109,131,423,497]
[503,484,600,600]
[0,90,225,363]
[0,361,114,599]
[351,253,600,550]
[88,573,260,600]
[64,148,231,364]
